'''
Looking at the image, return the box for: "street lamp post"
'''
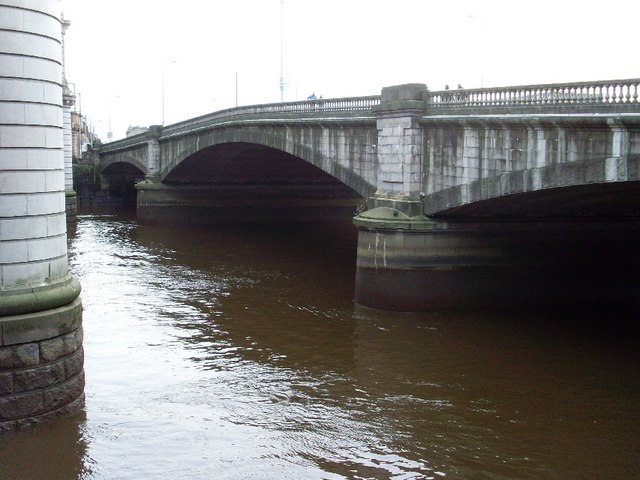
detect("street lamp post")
[468,14,485,88]
[107,95,119,141]
[162,60,176,125]
[279,0,285,102]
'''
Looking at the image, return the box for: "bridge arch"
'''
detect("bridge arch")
[158,124,377,199]
[102,151,148,177]
[101,161,146,198]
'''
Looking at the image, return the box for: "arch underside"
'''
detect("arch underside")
[429,181,640,219]
[101,162,146,197]
[426,154,640,219]
[102,153,148,176]
[163,142,367,202]
[139,142,367,224]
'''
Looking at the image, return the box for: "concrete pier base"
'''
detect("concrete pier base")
[0,276,84,431]
[354,207,640,311]
[66,190,78,218]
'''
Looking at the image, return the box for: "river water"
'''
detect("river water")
[1,214,639,479]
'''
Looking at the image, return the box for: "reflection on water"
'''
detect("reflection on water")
[1,215,639,479]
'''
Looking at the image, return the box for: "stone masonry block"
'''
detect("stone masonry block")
[62,332,78,356]
[63,347,84,379]
[46,213,67,236]
[14,343,40,367]
[0,390,44,421]
[13,362,66,392]
[27,191,65,215]
[39,336,64,362]
[0,372,13,395]
[27,148,63,170]
[0,347,11,368]
[0,240,28,264]
[27,234,66,262]
[42,371,85,412]
[0,193,28,217]
[0,216,48,241]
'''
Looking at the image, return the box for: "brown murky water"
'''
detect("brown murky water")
[1,215,638,479]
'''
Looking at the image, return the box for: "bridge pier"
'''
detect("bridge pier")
[0,2,84,430]
[353,212,640,311]
[354,83,640,311]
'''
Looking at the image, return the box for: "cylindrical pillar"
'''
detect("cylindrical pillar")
[0,0,84,430]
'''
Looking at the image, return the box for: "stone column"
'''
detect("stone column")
[0,0,84,430]
[369,83,428,216]
[63,88,77,216]
[61,15,76,216]
[145,125,163,182]
[606,118,630,182]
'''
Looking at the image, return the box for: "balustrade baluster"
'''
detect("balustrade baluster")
[622,83,630,103]
[619,83,625,103]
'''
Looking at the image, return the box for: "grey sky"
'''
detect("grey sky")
[60,0,640,141]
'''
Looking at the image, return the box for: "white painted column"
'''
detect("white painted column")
[0,0,84,430]
[0,2,68,287]
[63,96,75,193]
[61,15,77,214]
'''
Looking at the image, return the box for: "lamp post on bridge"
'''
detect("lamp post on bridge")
[162,60,177,125]
[468,14,485,88]
[107,96,117,141]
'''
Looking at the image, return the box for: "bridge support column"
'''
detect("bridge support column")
[0,2,85,430]
[144,125,163,183]
[370,83,427,213]
[353,212,640,311]
[63,89,77,218]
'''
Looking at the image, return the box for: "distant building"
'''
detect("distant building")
[127,125,149,137]
[71,110,99,161]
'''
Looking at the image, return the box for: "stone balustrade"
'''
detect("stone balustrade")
[429,79,640,107]
[101,79,640,154]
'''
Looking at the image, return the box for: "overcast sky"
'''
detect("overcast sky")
[59,0,639,141]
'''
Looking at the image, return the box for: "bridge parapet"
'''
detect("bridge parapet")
[99,95,381,155]
[95,79,640,312]
[98,78,640,218]
[428,78,640,115]
[99,78,640,154]
[160,95,380,138]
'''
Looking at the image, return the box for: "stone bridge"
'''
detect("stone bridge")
[99,79,640,311]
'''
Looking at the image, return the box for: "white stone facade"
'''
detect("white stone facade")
[0,0,68,287]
